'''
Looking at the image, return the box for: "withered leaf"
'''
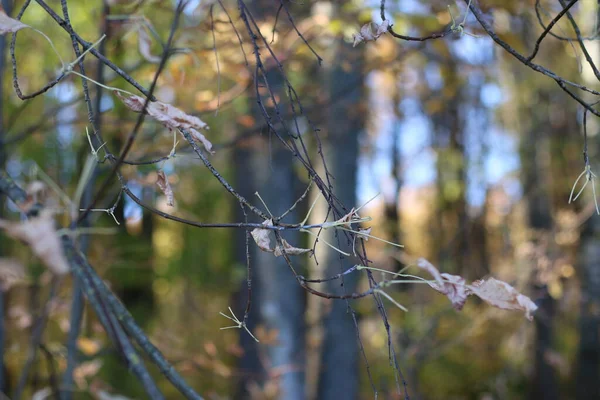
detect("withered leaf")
[115,91,213,153]
[0,9,29,35]
[0,210,69,275]
[156,170,174,207]
[417,258,469,310]
[353,20,390,47]
[250,219,273,253]
[417,258,538,319]
[250,221,309,257]
[468,278,538,321]
[273,239,311,257]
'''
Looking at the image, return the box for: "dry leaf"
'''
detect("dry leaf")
[353,20,390,47]
[138,27,161,63]
[468,278,538,321]
[417,258,469,310]
[156,170,174,206]
[0,210,69,275]
[274,239,311,257]
[0,258,26,291]
[250,221,309,256]
[417,258,538,319]
[250,219,273,252]
[115,91,213,153]
[0,9,29,35]
[376,20,391,35]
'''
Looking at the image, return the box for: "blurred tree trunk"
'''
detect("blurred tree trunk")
[385,78,403,271]
[233,104,306,399]
[522,121,558,400]
[520,89,558,400]
[314,36,364,400]
[575,3,600,397]
[432,61,469,276]
[234,4,306,399]
[575,220,600,400]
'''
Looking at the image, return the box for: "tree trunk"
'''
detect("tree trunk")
[234,4,306,395]
[316,37,364,400]
[575,4,600,396]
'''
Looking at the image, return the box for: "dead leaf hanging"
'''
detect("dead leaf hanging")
[250,219,273,253]
[468,278,539,321]
[417,258,538,319]
[156,170,174,207]
[273,239,311,257]
[0,9,29,35]
[417,258,469,310]
[250,220,309,257]
[0,210,69,275]
[353,20,390,47]
[115,91,213,153]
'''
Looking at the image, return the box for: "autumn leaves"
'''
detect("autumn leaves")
[247,206,537,320]
[417,259,538,320]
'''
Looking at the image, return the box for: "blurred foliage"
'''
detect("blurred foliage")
[1,0,598,399]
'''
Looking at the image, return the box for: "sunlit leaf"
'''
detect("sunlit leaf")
[468,278,538,321]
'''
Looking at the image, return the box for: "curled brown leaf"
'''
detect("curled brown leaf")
[250,221,309,257]
[115,91,213,153]
[273,239,311,257]
[417,258,469,310]
[417,258,538,319]
[353,20,390,47]
[156,170,174,207]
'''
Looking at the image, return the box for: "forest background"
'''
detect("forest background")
[0,0,598,399]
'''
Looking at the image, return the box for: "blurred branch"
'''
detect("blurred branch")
[0,170,203,400]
